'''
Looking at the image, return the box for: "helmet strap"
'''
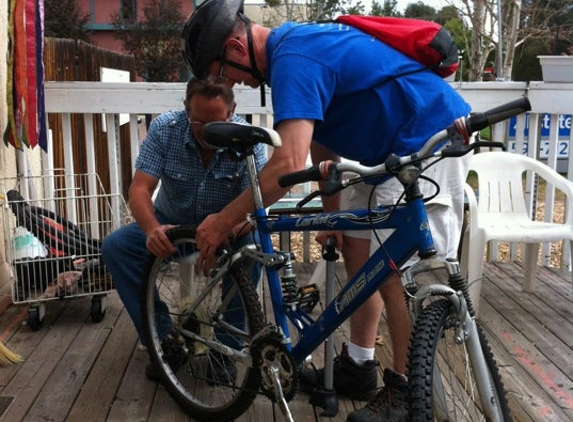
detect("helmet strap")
[240,13,265,84]
[218,56,266,107]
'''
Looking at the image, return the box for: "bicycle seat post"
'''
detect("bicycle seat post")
[309,236,339,417]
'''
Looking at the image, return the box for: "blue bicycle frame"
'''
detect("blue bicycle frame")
[244,155,436,364]
[203,95,531,370]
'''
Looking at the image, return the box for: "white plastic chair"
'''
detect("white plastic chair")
[460,151,573,315]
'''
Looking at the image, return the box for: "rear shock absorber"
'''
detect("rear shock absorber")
[280,256,299,309]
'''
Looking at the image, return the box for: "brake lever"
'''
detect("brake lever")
[296,190,321,209]
[295,164,343,210]
[441,140,506,158]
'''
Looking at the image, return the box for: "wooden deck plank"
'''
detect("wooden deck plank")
[479,289,568,421]
[487,264,573,381]
[21,294,123,422]
[66,297,138,422]
[147,385,191,422]
[0,261,572,422]
[106,345,156,422]
[0,298,90,422]
[481,264,573,421]
[497,265,573,369]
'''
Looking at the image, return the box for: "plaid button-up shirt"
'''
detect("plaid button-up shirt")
[136,110,267,225]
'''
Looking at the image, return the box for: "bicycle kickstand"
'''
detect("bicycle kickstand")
[309,236,339,417]
[267,365,294,422]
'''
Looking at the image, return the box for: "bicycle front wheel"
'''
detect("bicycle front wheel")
[141,226,266,422]
[408,299,511,422]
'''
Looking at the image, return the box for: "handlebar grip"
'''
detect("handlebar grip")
[466,97,531,133]
[278,165,323,188]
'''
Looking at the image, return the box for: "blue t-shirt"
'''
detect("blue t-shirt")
[136,110,267,225]
[266,22,471,166]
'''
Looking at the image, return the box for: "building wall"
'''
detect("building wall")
[76,1,273,60]
[78,0,194,57]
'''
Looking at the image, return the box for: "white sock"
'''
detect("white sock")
[347,342,375,365]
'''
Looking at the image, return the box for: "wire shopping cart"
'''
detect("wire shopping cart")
[1,171,131,330]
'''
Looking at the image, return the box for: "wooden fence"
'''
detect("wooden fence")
[44,38,136,198]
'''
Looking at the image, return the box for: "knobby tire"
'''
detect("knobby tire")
[407,299,511,422]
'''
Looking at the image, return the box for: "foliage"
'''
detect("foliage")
[262,0,362,25]
[496,0,573,81]
[445,20,470,81]
[261,0,572,82]
[403,2,436,20]
[371,0,401,17]
[111,0,186,82]
[520,0,573,55]
[512,38,545,81]
[44,0,91,42]
[344,1,367,16]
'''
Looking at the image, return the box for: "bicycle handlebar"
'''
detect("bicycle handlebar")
[278,97,531,188]
[277,161,329,188]
[465,97,531,133]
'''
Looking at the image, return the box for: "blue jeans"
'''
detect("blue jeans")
[101,219,261,346]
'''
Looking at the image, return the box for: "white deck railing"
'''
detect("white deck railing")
[40,80,573,268]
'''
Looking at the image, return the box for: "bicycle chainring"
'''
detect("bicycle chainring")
[251,325,299,401]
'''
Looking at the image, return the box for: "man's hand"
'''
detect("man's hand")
[196,213,231,275]
[146,224,177,257]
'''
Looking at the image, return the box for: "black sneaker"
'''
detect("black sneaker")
[145,332,189,382]
[300,343,379,401]
[206,351,237,385]
[346,368,408,422]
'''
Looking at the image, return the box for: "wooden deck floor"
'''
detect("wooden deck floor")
[0,261,572,422]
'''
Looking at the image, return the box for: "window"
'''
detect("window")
[121,0,136,21]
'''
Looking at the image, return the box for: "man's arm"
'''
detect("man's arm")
[310,141,341,213]
[129,170,176,257]
[195,118,315,268]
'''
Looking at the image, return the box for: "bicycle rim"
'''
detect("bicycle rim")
[408,299,511,421]
[141,226,266,422]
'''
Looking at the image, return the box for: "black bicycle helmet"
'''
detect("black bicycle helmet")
[182,0,244,78]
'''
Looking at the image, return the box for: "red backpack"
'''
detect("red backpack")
[335,15,459,78]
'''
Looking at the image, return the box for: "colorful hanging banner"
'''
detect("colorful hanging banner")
[3,0,47,152]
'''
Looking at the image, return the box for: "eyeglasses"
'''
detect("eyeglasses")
[189,120,207,130]
[188,112,232,130]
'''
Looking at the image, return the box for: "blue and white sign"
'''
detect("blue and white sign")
[507,113,571,158]
[507,139,569,158]
[508,113,571,138]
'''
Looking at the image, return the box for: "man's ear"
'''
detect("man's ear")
[226,37,246,56]
[183,100,189,111]
[230,101,237,115]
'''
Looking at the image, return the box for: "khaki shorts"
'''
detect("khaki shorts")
[341,155,470,261]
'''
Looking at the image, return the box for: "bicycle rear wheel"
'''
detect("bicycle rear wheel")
[408,299,511,421]
[141,226,266,422]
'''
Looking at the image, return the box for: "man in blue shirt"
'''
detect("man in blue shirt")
[182,2,471,421]
[101,76,266,381]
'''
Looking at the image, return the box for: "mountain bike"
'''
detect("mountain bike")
[141,97,531,422]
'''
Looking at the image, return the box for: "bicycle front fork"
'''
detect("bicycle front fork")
[402,257,505,422]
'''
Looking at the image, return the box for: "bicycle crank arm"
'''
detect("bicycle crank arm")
[267,365,294,422]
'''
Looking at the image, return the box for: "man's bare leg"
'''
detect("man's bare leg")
[342,235,411,375]
[343,236,383,350]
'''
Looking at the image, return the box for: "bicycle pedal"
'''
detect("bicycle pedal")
[298,283,320,313]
